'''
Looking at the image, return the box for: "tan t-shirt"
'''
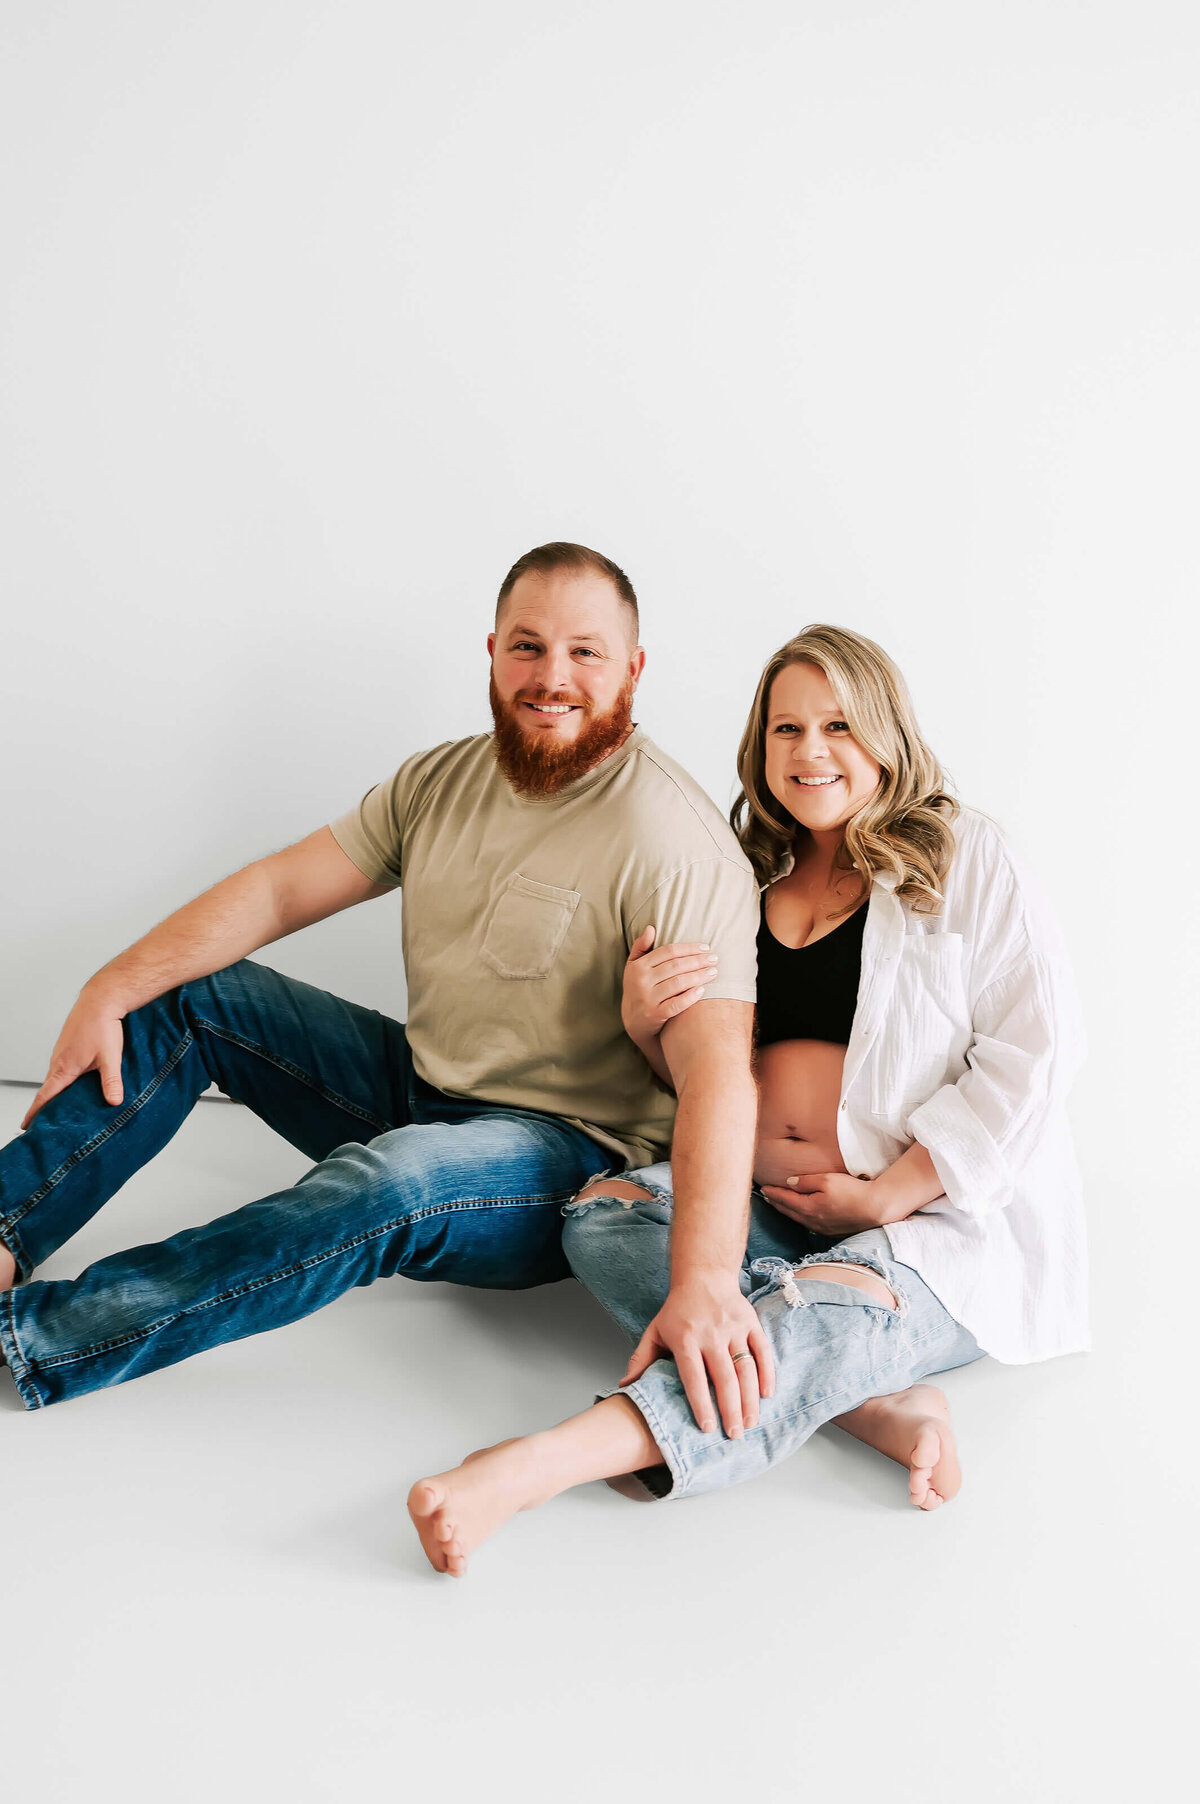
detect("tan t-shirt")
[330,728,757,1167]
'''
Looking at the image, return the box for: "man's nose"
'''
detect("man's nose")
[538,649,574,691]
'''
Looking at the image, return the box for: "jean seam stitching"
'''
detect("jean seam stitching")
[192,1016,393,1134]
[27,1189,580,1370]
[0,1031,196,1237]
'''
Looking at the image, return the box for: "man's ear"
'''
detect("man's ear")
[487,632,496,658]
[630,646,646,687]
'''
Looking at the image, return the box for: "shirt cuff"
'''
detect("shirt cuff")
[905,1084,1012,1216]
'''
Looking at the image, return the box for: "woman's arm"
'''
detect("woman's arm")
[760,1141,944,1234]
[621,926,718,1088]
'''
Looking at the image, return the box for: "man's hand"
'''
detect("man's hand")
[21,989,126,1128]
[620,1271,775,1438]
[19,826,390,1137]
[760,1171,888,1236]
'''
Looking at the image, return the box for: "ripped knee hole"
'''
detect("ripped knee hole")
[572,1179,656,1207]
[795,1263,898,1310]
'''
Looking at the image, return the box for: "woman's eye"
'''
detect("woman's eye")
[827,721,850,733]
[774,723,797,734]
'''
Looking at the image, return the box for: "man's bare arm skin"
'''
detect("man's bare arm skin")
[662,999,758,1278]
[620,998,776,1440]
[21,828,389,1127]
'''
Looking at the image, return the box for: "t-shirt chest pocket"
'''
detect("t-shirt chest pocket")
[480,873,582,980]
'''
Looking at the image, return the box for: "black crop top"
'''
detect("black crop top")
[755,897,868,1048]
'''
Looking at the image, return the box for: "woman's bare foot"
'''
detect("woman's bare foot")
[0,1243,15,1291]
[833,1383,961,1510]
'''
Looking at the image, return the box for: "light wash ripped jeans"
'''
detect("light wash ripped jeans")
[563,1163,983,1501]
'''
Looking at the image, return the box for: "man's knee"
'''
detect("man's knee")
[562,1177,665,1284]
[573,1178,656,1207]
[796,1262,898,1310]
[172,960,248,1021]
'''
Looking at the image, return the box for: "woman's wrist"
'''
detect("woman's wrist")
[869,1142,944,1225]
[629,1026,668,1071]
[867,1176,916,1226]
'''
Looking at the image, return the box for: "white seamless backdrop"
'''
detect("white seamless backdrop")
[1,5,1196,1254]
[2,8,1198,1800]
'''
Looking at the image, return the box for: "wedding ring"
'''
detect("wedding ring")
[731,1350,752,1364]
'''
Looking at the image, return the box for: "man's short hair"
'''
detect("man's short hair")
[495,542,639,642]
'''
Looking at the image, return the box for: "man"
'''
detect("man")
[0,543,768,1436]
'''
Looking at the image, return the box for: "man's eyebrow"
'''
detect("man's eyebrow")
[505,624,608,644]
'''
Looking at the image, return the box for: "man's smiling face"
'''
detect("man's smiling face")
[487,569,645,795]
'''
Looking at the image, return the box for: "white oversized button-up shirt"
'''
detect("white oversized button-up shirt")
[814,807,1087,1363]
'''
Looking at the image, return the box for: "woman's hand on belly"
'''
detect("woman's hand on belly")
[759,1172,890,1237]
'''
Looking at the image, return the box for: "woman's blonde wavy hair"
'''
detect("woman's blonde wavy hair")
[731,624,958,914]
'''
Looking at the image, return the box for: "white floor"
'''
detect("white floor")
[0,1086,1188,1804]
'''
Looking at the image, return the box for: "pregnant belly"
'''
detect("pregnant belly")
[753,1039,848,1187]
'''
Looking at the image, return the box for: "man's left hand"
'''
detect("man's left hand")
[759,1172,888,1236]
[620,1272,774,1439]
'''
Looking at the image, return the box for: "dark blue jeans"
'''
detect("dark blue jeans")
[0,960,605,1408]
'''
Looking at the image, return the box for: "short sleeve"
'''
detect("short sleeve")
[627,859,759,1002]
[329,758,427,887]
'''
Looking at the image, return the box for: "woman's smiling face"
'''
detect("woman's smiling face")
[764,660,883,835]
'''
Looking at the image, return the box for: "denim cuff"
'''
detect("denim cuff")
[594,1379,688,1502]
[0,1292,45,1410]
[0,1218,34,1286]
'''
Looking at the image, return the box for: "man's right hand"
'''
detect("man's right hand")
[21,989,126,1128]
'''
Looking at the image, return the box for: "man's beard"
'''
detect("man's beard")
[489,674,636,798]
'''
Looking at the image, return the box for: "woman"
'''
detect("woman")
[408,626,1087,1574]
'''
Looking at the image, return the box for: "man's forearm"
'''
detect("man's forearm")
[667,1060,758,1281]
[85,861,286,1015]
